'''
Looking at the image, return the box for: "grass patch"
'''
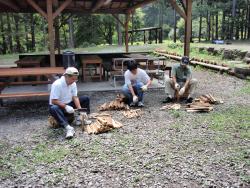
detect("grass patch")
[239,81,250,95]
[205,106,250,139]
[32,143,70,164]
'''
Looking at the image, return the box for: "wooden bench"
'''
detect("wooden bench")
[0,92,49,99]
[0,67,64,105]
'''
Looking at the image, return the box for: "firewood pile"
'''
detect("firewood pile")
[186,94,223,112]
[123,109,143,119]
[98,94,129,111]
[83,113,123,134]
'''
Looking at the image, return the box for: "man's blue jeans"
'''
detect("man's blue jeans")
[49,96,90,128]
[122,82,144,104]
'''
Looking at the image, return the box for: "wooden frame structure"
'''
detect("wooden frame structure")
[128,27,163,44]
[0,0,192,67]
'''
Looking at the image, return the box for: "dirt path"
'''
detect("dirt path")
[0,69,249,187]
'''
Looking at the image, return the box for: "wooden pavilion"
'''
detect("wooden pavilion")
[0,0,192,67]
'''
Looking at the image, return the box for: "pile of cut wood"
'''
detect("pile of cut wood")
[98,94,129,111]
[186,94,223,112]
[83,113,123,134]
[123,109,143,119]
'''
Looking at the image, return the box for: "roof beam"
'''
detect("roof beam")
[168,0,187,20]
[0,0,19,11]
[112,14,125,28]
[26,0,48,19]
[53,0,72,19]
[127,0,156,13]
[92,0,106,12]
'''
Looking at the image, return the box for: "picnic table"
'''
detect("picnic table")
[81,55,103,82]
[15,56,45,82]
[110,54,169,87]
[0,67,65,104]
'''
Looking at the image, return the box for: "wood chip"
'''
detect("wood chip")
[122,109,143,119]
[83,114,123,134]
[161,103,181,110]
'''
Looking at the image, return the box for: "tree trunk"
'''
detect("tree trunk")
[6,13,13,53]
[0,14,7,54]
[248,4,250,39]
[198,14,202,42]
[173,9,177,43]
[211,14,214,40]
[68,17,74,48]
[30,13,35,51]
[221,11,226,40]
[215,12,219,39]
[240,9,244,40]
[13,14,21,53]
[54,17,60,54]
[206,11,211,41]
[24,15,29,52]
[116,14,122,46]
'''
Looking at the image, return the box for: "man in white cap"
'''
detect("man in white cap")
[163,56,197,103]
[49,67,91,139]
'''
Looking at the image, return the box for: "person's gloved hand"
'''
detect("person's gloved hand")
[179,87,186,96]
[133,95,138,103]
[175,83,180,90]
[141,85,148,91]
[65,105,74,114]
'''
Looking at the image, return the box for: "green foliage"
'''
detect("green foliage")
[32,143,70,164]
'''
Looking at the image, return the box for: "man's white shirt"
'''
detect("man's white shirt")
[124,68,150,86]
[49,76,77,105]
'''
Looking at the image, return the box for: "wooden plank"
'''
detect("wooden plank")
[0,92,49,99]
[184,0,192,56]
[0,0,19,11]
[0,81,52,85]
[26,0,48,20]
[92,0,106,12]
[0,67,65,77]
[127,0,156,13]
[47,0,56,67]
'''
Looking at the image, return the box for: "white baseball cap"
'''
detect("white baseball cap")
[64,67,79,76]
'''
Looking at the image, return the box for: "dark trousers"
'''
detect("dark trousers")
[49,96,90,128]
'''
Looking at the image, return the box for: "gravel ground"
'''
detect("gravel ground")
[0,69,250,188]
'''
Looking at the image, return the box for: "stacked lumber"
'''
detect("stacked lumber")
[195,94,224,105]
[123,109,143,119]
[186,94,223,112]
[83,114,123,134]
[186,101,213,112]
[99,94,129,111]
[160,103,181,110]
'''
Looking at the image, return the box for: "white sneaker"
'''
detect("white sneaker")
[138,101,144,107]
[65,125,75,139]
[129,102,136,107]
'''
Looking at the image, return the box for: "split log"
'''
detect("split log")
[98,94,129,111]
[83,114,123,134]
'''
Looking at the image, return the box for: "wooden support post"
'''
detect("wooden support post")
[155,29,158,44]
[144,30,146,44]
[125,14,129,53]
[47,0,56,67]
[184,0,192,57]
